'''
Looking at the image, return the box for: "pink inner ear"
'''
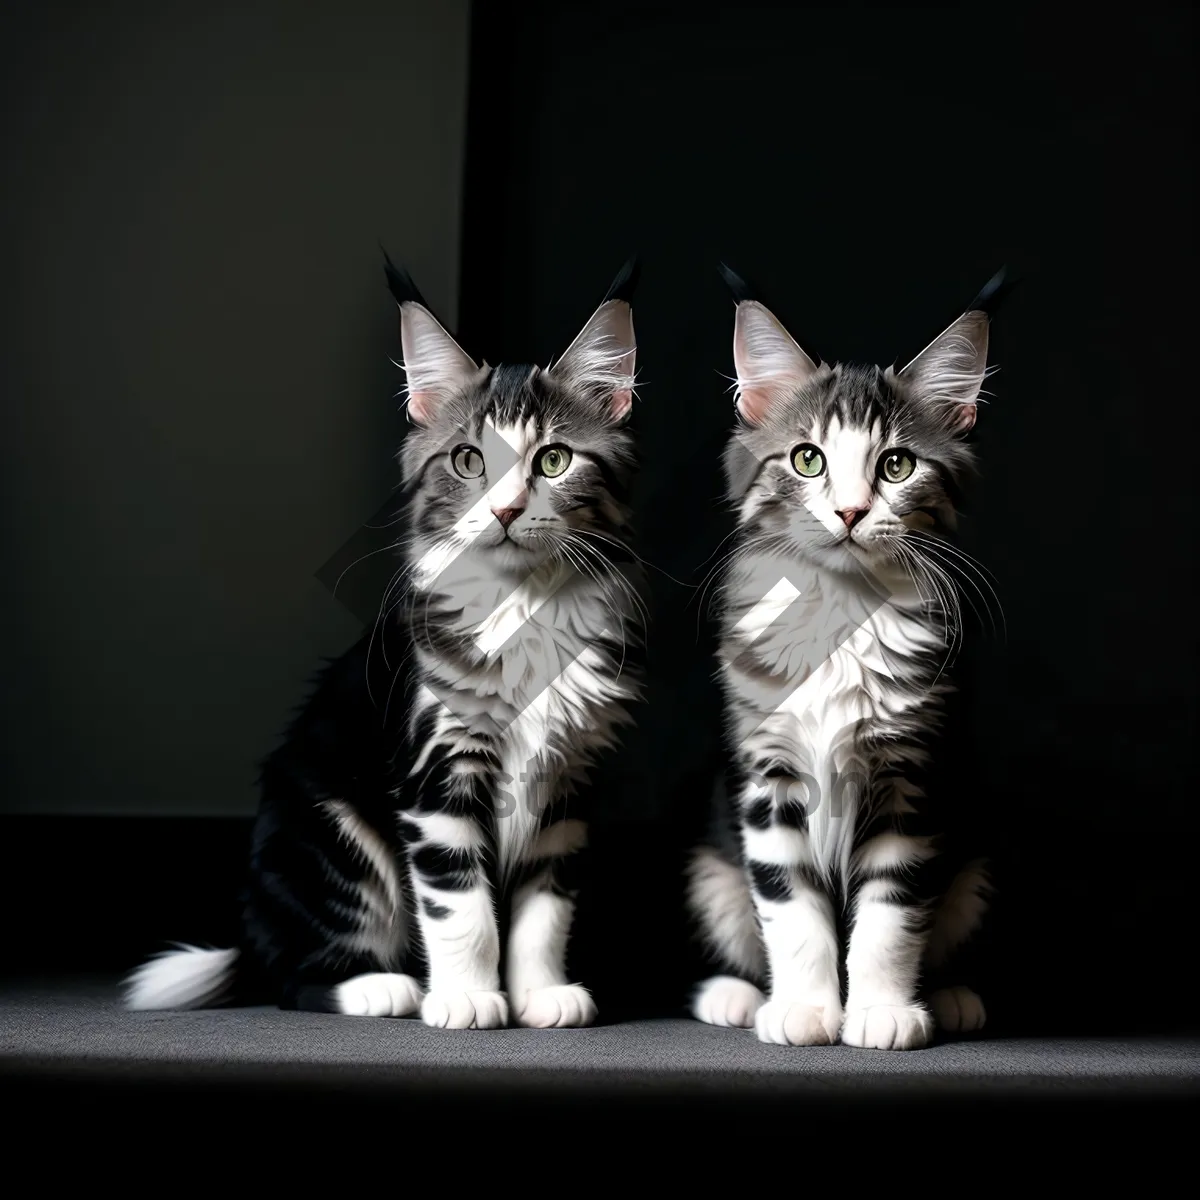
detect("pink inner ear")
[952,402,977,433]
[609,388,633,421]
[407,391,434,424]
[735,386,772,426]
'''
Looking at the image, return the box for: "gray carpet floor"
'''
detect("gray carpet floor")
[3,979,1199,1098]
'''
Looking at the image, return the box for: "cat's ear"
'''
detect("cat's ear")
[549,257,639,422]
[399,304,479,424]
[732,300,820,426]
[383,251,479,425]
[897,310,989,434]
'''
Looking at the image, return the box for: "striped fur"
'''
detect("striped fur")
[687,286,997,1049]
[123,261,644,1029]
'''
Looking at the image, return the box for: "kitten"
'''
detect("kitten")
[124,257,644,1029]
[686,268,1002,1049]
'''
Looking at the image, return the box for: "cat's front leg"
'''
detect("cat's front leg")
[742,775,843,1046]
[842,802,936,1050]
[402,796,507,1031]
[506,817,596,1029]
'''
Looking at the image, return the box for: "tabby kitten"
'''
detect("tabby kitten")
[124,258,644,1029]
[687,269,1001,1049]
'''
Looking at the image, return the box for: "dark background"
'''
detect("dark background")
[0,0,469,818]
[2,2,1196,1035]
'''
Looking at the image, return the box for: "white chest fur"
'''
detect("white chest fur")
[414,549,634,874]
[725,564,940,882]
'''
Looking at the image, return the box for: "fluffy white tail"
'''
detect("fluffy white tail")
[123,944,239,1010]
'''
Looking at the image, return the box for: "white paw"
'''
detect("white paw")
[929,986,986,1033]
[332,972,423,1017]
[513,984,597,1029]
[692,976,765,1029]
[841,1003,934,1050]
[754,999,841,1046]
[421,989,509,1030]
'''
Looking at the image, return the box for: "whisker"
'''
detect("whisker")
[331,539,403,601]
[563,532,650,631]
[555,536,633,680]
[694,532,790,633]
[574,528,691,588]
[896,540,961,683]
[691,523,742,576]
[906,531,1005,640]
[914,537,1006,641]
[365,554,418,707]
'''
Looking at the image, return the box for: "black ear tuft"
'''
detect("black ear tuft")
[601,255,641,305]
[718,262,757,304]
[718,263,821,369]
[380,245,442,316]
[966,265,1019,316]
[381,246,461,339]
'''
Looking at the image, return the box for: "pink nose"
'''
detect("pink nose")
[836,506,868,530]
[492,506,523,529]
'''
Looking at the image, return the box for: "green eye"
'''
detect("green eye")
[451,444,484,479]
[791,444,825,477]
[537,445,572,478]
[877,450,916,483]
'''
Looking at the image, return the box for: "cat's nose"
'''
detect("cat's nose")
[491,506,524,529]
[836,506,869,530]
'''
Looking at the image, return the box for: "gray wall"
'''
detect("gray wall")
[1,1,471,815]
